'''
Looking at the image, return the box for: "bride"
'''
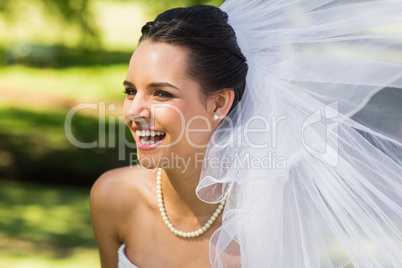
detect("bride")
[90,1,402,267]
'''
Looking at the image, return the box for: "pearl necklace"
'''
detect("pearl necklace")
[156,168,229,238]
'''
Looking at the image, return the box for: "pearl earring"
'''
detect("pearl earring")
[213,114,219,121]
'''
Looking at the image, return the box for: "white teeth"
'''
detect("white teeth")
[142,140,155,145]
[136,130,166,137]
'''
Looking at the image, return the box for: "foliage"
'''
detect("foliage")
[0,105,136,186]
[0,0,100,48]
[0,64,138,186]
[0,179,98,267]
[0,64,128,103]
[3,44,133,68]
[0,0,225,50]
[131,0,225,17]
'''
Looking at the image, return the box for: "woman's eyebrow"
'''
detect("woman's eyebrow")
[147,82,179,90]
[123,80,134,86]
[123,80,179,90]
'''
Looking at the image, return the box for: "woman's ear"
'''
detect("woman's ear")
[208,89,235,121]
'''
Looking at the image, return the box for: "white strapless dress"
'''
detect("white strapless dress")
[118,244,138,268]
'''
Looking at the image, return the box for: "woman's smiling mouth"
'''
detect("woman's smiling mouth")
[136,130,166,145]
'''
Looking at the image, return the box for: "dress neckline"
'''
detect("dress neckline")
[118,244,138,268]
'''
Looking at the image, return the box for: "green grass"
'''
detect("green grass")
[0,64,129,102]
[0,2,146,265]
[0,104,136,186]
[0,64,136,267]
[0,179,99,267]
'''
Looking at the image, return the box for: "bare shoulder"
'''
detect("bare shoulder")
[90,165,155,214]
[90,165,155,267]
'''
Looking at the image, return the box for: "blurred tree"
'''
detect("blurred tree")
[0,0,100,48]
[0,0,225,48]
[137,0,225,17]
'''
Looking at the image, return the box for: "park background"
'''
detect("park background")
[1,0,401,267]
[0,0,223,267]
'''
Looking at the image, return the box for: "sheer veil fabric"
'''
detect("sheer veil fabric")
[195,0,402,267]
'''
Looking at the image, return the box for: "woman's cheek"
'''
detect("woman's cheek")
[154,106,185,138]
[183,115,213,148]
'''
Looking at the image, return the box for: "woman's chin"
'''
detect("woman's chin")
[136,157,157,170]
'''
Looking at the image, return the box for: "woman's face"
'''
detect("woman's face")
[123,40,216,170]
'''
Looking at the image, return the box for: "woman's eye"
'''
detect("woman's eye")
[155,90,174,99]
[123,88,137,96]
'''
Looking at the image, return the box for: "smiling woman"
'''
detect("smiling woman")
[90,5,246,268]
[89,1,402,268]
[123,40,235,165]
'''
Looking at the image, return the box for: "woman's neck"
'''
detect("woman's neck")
[160,159,215,220]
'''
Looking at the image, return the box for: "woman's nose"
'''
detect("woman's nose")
[125,92,151,120]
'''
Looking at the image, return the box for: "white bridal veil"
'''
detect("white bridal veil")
[196,0,402,267]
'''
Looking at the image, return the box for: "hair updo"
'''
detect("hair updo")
[139,5,248,113]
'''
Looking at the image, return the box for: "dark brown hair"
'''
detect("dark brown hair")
[139,5,248,112]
